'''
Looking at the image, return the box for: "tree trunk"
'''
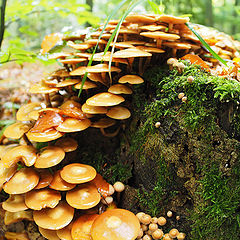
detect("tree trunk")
[0,0,7,50]
[205,0,214,27]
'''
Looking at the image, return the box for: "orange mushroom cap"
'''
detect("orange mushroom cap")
[118,75,144,84]
[82,103,108,115]
[55,137,78,152]
[56,222,73,240]
[2,194,28,212]
[91,208,140,240]
[16,103,41,121]
[60,163,97,184]
[108,84,133,95]
[33,201,74,230]
[3,122,31,140]
[35,169,53,189]
[39,227,60,240]
[106,106,131,120]
[66,182,101,209]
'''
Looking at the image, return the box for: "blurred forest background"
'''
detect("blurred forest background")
[0,0,240,57]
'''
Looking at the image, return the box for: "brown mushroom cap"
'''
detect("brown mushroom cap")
[56,79,79,88]
[55,137,78,152]
[82,103,108,114]
[66,182,101,209]
[5,232,30,240]
[0,162,17,190]
[4,123,31,140]
[140,31,180,40]
[16,103,42,121]
[71,214,99,240]
[163,41,191,49]
[91,118,116,128]
[2,145,37,168]
[38,227,60,240]
[108,84,133,95]
[35,170,53,189]
[90,208,140,240]
[60,163,97,184]
[74,80,97,90]
[139,24,167,31]
[26,128,64,142]
[67,41,94,50]
[56,118,91,132]
[4,210,33,225]
[125,14,156,24]
[3,168,39,194]
[157,15,190,24]
[59,58,87,64]
[136,46,165,53]
[34,146,65,168]
[25,189,61,210]
[29,84,59,94]
[118,75,144,84]
[106,106,131,120]
[91,173,110,198]
[113,48,152,58]
[56,222,73,240]
[2,194,28,212]
[33,201,74,230]
[49,170,76,191]
[86,93,125,107]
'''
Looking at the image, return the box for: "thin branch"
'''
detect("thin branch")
[0,0,7,50]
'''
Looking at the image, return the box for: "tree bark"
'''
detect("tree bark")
[0,0,7,50]
[205,0,214,27]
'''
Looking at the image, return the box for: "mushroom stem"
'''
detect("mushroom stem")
[100,126,120,138]
[67,85,74,95]
[156,39,162,49]
[143,56,151,74]
[22,133,33,146]
[172,48,177,57]
[127,58,134,72]
[138,57,144,76]
[72,64,77,70]
[168,23,173,32]
[45,93,52,108]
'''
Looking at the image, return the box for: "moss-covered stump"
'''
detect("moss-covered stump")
[121,63,240,239]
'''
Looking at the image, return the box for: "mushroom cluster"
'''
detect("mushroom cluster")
[136,211,186,240]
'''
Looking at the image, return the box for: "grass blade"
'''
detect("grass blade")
[185,22,227,66]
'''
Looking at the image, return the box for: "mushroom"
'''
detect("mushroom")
[35,169,53,189]
[2,194,28,212]
[3,168,39,194]
[108,84,133,95]
[4,232,30,240]
[125,14,156,24]
[60,163,97,184]
[4,123,31,140]
[55,137,78,152]
[0,161,17,190]
[86,92,125,107]
[33,201,74,230]
[25,189,61,210]
[90,208,140,240]
[34,146,65,168]
[71,214,99,240]
[91,173,112,198]
[16,102,42,121]
[152,229,164,239]
[38,227,60,240]
[177,232,186,240]
[74,80,97,90]
[169,228,179,238]
[56,222,73,240]
[157,216,167,226]
[56,79,79,88]
[66,182,101,209]
[4,210,33,225]
[49,170,76,191]
[106,106,131,120]
[81,103,108,115]
[118,75,144,84]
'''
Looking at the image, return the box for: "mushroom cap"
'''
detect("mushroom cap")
[16,103,41,121]
[118,75,144,84]
[74,80,97,90]
[52,69,70,78]
[56,79,79,88]
[71,214,99,240]
[29,84,59,94]
[106,106,131,120]
[34,146,65,168]
[55,137,78,152]
[56,222,73,240]
[163,41,191,49]
[2,145,37,168]
[35,170,53,189]
[59,58,87,64]
[4,210,33,225]
[2,194,28,212]
[86,93,125,107]
[82,103,108,114]
[136,46,165,53]
[67,41,94,50]
[0,162,17,190]
[108,84,133,95]
[4,232,30,240]
[139,24,167,31]
[91,173,110,198]
[113,48,152,58]
[140,31,180,40]
[66,182,101,209]
[157,14,190,24]
[91,118,116,128]
[60,163,97,184]
[56,118,91,132]
[4,123,31,140]
[86,39,108,45]
[26,128,64,142]
[90,208,140,240]
[33,201,74,230]
[25,189,61,210]
[28,110,40,120]
[49,170,76,191]
[3,168,39,194]
[125,14,156,24]
[38,227,60,240]
[48,52,71,60]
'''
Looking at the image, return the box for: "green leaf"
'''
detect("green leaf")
[185,22,227,66]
